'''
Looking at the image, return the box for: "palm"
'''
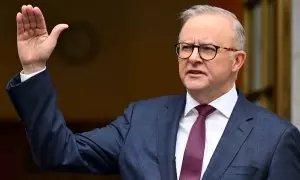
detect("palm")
[17,26,49,65]
[16,5,68,72]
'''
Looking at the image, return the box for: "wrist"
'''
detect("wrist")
[22,64,46,74]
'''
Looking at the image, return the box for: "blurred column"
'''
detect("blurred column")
[243,6,253,94]
[275,0,291,120]
[259,0,268,108]
[291,0,300,128]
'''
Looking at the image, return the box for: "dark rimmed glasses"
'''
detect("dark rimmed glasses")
[175,42,239,61]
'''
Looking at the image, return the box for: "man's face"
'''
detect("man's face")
[178,14,244,94]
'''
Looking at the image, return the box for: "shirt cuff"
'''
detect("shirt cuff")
[20,67,47,82]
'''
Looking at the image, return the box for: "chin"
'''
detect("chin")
[184,80,209,92]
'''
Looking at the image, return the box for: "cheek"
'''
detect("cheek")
[178,60,187,75]
[207,61,231,78]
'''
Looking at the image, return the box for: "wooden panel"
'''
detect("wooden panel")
[0,0,129,121]
[242,7,253,94]
[208,0,244,21]
[260,0,271,109]
[275,0,291,119]
[0,121,120,180]
[0,123,24,179]
[125,0,208,101]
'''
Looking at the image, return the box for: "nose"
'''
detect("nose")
[188,47,203,63]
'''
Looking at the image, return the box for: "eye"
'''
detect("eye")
[181,44,192,51]
[200,45,217,54]
[201,45,215,51]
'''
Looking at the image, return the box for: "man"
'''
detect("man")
[7,4,300,180]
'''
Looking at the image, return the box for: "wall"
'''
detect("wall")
[2,0,201,122]
[0,123,120,180]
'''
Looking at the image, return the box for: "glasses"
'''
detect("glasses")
[175,42,239,61]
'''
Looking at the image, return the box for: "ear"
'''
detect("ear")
[232,51,246,72]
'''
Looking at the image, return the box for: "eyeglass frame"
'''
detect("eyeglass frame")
[174,42,239,61]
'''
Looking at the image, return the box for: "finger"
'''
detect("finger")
[33,6,46,30]
[16,12,25,35]
[21,5,30,31]
[48,24,69,44]
[26,5,37,29]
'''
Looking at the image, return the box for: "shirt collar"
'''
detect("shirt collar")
[184,84,238,118]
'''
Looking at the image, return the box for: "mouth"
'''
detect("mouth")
[186,70,206,76]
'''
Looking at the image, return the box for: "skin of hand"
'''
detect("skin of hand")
[16,5,69,74]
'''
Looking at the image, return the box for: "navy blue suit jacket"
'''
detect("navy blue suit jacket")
[7,70,300,180]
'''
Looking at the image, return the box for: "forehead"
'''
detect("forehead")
[179,14,234,44]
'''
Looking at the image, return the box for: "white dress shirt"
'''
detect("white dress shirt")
[175,85,238,179]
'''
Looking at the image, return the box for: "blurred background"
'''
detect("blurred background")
[0,0,298,179]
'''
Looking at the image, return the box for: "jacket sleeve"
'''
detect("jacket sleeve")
[6,69,134,174]
[267,125,300,179]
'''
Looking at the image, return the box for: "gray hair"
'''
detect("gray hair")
[180,5,246,51]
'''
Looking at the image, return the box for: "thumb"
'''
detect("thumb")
[49,24,69,42]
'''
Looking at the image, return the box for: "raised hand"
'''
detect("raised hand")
[17,5,69,74]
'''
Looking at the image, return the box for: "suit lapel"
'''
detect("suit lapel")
[202,93,255,180]
[157,95,185,180]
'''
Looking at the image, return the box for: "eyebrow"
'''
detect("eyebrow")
[179,41,217,46]
[179,40,216,45]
